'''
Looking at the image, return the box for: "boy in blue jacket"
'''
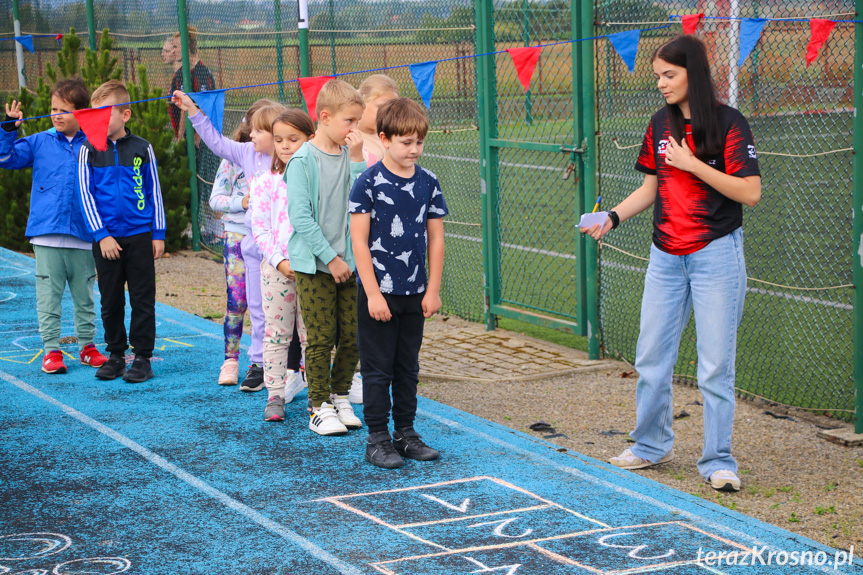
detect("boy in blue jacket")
[1,78,108,374]
[76,80,166,383]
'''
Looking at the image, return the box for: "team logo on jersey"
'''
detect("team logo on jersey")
[657,139,669,156]
[747,145,757,159]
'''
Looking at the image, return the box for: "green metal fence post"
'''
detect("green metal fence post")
[580,0,600,359]
[522,0,532,125]
[275,0,286,102]
[176,0,201,252]
[298,0,310,112]
[85,0,97,51]
[328,0,337,75]
[853,0,863,432]
[475,0,501,331]
[11,0,25,89]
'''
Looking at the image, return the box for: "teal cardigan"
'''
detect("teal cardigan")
[284,141,366,274]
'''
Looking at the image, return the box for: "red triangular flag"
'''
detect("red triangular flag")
[298,76,335,121]
[506,47,542,93]
[805,19,836,68]
[72,106,112,152]
[681,13,704,35]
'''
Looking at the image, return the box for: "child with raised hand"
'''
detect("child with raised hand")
[250,109,316,422]
[1,79,108,374]
[76,80,165,383]
[358,74,399,167]
[172,89,286,392]
[209,99,275,386]
[350,97,448,468]
[285,79,366,436]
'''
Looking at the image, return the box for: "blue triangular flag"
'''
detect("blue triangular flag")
[409,61,437,108]
[608,30,640,74]
[738,18,767,67]
[15,35,34,54]
[189,89,226,134]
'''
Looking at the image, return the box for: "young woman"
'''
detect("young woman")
[581,35,761,492]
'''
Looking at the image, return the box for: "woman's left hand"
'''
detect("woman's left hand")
[664,137,699,173]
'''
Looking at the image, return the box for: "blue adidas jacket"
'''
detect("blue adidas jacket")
[76,128,166,242]
[0,127,92,242]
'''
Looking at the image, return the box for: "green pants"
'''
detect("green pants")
[33,244,97,352]
[295,271,359,408]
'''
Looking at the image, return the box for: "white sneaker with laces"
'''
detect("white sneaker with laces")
[309,402,348,436]
[609,448,675,470]
[330,394,362,429]
[707,469,741,492]
[348,372,363,404]
[283,370,305,402]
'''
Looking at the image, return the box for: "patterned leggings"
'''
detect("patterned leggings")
[223,232,248,360]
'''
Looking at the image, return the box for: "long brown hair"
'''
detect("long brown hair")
[230,98,277,143]
[271,109,316,174]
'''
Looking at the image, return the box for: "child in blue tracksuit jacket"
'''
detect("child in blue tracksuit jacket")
[75,80,166,384]
[0,79,108,375]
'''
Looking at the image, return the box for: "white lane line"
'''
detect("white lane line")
[444,235,850,310]
[418,409,856,575]
[0,370,363,575]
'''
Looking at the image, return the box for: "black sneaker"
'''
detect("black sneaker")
[95,354,126,380]
[123,356,154,383]
[239,364,264,392]
[366,431,404,469]
[393,428,440,461]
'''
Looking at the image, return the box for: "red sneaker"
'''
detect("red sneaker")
[80,343,108,367]
[42,350,68,374]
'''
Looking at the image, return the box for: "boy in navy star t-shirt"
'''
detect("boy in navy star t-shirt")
[350,97,448,469]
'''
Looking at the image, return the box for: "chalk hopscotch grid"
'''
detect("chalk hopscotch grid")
[325,477,746,575]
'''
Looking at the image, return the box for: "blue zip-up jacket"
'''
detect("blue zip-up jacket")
[76,128,166,242]
[0,126,92,242]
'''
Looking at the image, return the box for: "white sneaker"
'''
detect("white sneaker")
[309,402,348,436]
[707,469,741,492]
[330,394,362,429]
[284,370,305,402]
[348,372,363,404]
[217,358,239,385]
[609,448,675,470]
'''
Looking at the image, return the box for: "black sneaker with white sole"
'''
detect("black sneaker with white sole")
[392,427,439,461]
[123,356,154,383]
[239,364,264,392]
[366,431,404,469]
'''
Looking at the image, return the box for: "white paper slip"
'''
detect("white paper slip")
[578,211,608,229]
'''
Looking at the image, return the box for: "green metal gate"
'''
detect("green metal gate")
[475,0,600,358]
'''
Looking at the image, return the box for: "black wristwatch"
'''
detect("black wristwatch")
[608,210,620,230]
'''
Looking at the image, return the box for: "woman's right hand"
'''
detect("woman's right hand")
[579,217,613,241]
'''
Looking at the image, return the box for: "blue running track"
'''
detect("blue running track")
[0,247,860,575]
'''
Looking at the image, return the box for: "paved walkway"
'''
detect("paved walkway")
[419,316,619,382]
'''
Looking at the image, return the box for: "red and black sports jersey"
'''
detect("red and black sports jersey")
[635,105,760,255]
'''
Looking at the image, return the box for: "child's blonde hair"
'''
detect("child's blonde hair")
[358,74,398,103]
[251,102,288,134]
[271,109,316,174]
[231,98,277,143]
[316,79,364,118]
[91,80,130,111]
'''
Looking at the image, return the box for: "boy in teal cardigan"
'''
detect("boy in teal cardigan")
[285,79,366,436]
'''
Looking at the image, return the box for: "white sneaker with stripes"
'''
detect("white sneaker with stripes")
[309,402,348,436]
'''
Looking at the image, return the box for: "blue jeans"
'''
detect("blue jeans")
[630,228,746,479]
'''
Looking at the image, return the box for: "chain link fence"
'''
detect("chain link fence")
[595,0,856,419]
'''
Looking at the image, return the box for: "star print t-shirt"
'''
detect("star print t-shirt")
[349,162,449,295]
